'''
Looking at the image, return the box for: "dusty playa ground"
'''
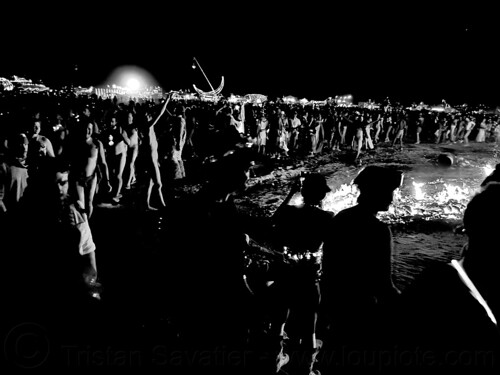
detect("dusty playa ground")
[233,141,499,291]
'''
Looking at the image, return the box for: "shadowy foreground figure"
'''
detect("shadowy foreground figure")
[318,165,403,374]
[162,146,263,374]
[395,182,500,374]
[5,158,102,371]
[270,173,335,374]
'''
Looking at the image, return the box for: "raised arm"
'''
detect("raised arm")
[272,175,302,221]
[150,94,172,128]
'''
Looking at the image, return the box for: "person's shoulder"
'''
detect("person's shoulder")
[316,207,335,220]
[309,208,335,233]
[282,204,299,214]
[333,205,356,219]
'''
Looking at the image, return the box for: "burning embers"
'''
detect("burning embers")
[380,180,476,224]
[290,179,479,224]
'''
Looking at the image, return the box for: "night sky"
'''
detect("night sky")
[1,2,499,105]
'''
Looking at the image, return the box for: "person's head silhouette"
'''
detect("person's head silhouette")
[462,182,500,269]
[205,148,254,200]
[461,181,500,316]
[301,173,331,206]
[353,165,403,212]
[480,164,500,190]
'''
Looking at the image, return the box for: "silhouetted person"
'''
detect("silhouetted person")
[163,147,258,374]
[319,165,403,373]
[102,112,127,203]
[7,158,101,352]
[139,96,171,210]
[271,173,335,374]
[396,182,500,374]
[480,163,500,190]
[0,132,29,215]
[70,117,111,218]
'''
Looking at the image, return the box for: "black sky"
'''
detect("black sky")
[1,2,499,105]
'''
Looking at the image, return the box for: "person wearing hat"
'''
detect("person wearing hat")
[269,172,335,374]
[318,165,403,372]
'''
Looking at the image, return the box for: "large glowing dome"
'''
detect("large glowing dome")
[104,65,159,92]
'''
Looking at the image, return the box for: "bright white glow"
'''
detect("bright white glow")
[483,165,494,177]
[431,106,445,112]
[101,65,159,95]
[413,181,425,200]
[310,179,476,223]
[434,184,472,204]
[126,78,140,91]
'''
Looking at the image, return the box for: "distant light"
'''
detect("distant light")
[126,78,140,91]
[431,107,445,112]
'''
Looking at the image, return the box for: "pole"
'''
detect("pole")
[193,57,216,93]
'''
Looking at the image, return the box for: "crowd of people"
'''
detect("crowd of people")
[2,89,500,374]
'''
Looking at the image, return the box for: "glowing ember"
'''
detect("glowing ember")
[287,179,479,224]
[322,183,359,213]
[435,183,472,203]
[483,165,494,177]
[412,181,425,200]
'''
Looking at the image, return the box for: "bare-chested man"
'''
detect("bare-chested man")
[139,94,172,210]
[168,104,187,181]
[29,118,55,158]
[27,118,55,181]
[123,111,139,190]
[71,120,112,218]
[102,113,127,203]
